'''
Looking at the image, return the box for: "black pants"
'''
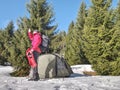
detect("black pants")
[33,51,40,64]
[29,51,40,79]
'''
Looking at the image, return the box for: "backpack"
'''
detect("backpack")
[40,34,50,53]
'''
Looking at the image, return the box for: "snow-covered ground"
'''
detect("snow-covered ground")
[0,65,120,90]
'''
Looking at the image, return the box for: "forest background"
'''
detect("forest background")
[0,0,120,76]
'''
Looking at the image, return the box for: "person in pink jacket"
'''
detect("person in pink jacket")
[27,28,42,81]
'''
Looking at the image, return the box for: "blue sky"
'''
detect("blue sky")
[0,0,118,31]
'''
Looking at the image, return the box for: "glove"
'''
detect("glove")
[28,28,31,32]
[30,49,34,53]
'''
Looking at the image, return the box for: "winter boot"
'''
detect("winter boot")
[28,67,39,81]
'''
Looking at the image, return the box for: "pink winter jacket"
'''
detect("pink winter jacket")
[28,32,42,53]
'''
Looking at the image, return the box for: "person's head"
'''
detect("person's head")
[33,30,38,34]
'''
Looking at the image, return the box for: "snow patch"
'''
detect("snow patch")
[71,64,94,75]
[0,65,120,90]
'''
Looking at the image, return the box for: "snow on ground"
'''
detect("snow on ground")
[0,65,120,90]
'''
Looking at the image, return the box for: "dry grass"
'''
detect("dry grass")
[83,71,97,76]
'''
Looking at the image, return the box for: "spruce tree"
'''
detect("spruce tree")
[82,0,119,75]
[65,21,76,65]
[74,2,89,64]
[65,2,89,65]
[0,29,5,65]
[9,0,57,76]
[108,1,120,75]
[0,21,14,65]
[58,31,66,55]
[26,0,57,35]
[51,31,66,55]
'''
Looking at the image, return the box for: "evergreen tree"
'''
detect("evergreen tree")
[0,29,5,65]
[9,29,29,76]
[58,31,66,55]
[82,0,118,75]
[74,2,89,64]
[26,0,57,35]
[51,31,66,55]
[0,21,14,65]
[108,0,120,75]
[9,0,57,76]
[65,21,76,65]
[65,2,89,65]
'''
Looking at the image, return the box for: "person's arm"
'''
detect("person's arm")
[28,28,33,41]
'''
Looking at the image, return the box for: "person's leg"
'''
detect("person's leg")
[28,67,39,81]
[28,67,34,79]
[33,51,40,67]
[32,51,40,80]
